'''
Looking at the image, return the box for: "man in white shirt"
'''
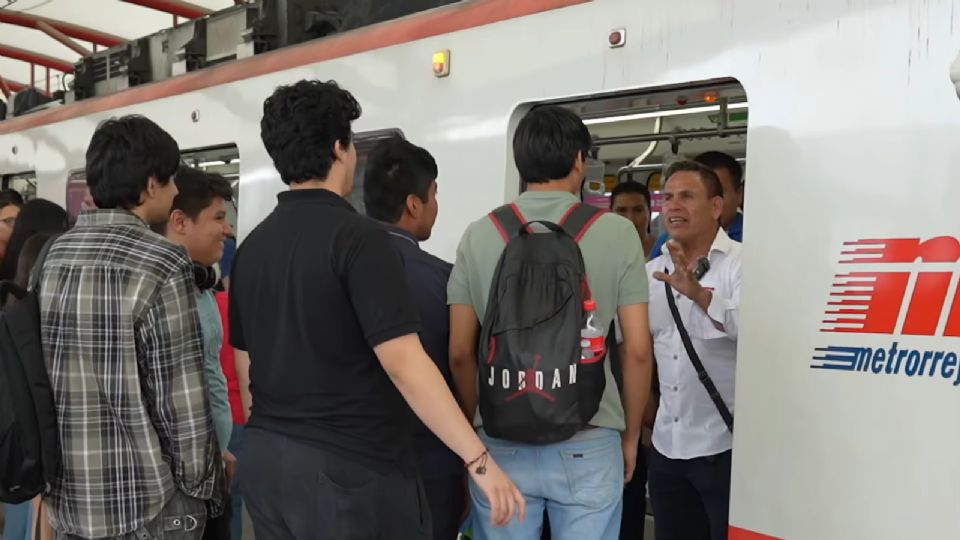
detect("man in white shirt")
[646,160,741,540]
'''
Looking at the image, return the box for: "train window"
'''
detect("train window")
[350,129,405,215]
[65,169,90,227]
[1,171,38,201]
[181,144,241,234]
[525,79,748,248]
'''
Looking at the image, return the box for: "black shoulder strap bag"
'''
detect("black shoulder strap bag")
[663,269,734,433]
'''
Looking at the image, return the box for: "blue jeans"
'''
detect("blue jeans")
[3,502,32,540]
[227,425,244,540]
[468,428,623,540]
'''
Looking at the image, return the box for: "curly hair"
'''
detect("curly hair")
[260,80,362,185]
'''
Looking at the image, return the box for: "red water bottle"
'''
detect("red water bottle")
[580,299,604,361]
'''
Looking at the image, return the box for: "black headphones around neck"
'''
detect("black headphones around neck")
[193,264,219,291]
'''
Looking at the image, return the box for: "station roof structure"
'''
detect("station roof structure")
[0,0,237,99]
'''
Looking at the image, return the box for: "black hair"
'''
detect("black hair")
[664,160,724,198]
[260,79,362,185]
[14,232,54,289]
[152,166,233,235]
[609,181,651,211]
[0,189,24,210]
[513,106,592,184]
[362,137,438,224]
[694,151,743,191]
[85,115,180,210]
[0,198,68,280]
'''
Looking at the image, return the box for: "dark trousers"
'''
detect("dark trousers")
[620,447,648,540]
[202,494,231,540]
[240,428,432,540]
[422,477,464,540]
[647,447,732,540]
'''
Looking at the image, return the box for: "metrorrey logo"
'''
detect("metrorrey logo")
[812,238,960,385]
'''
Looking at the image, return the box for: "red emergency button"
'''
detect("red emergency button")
[609,29,626,48]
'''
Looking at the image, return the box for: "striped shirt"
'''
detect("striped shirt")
[37,209,219,538]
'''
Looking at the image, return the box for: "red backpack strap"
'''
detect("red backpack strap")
[488,203,529,243]
[559,203,605,243]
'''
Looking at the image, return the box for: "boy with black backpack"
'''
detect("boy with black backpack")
[448,106,654,540]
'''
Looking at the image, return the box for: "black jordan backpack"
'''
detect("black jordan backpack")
[478,203,607,444]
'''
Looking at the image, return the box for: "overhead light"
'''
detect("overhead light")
[583,102,749,126]
[198,159,238,167]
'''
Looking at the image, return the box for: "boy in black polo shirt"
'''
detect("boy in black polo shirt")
[229,80,524,539]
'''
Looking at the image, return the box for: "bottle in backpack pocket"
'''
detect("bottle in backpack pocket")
[580,300,604,363]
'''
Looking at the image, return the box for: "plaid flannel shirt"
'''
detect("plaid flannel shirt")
[37,210,219,538]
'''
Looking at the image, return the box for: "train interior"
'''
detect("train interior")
[0,171,37,201]
[556,79,749,536]
[561,78,748,240]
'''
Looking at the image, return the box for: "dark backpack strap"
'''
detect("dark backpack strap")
[0,281,28,310]
[559,203,605,243]
[488,204,528,243]
[29,233,61,291]
[664,279,734,433]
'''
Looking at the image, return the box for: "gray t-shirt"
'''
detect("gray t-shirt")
[447,190,649,431]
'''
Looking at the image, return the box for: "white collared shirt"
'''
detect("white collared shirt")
[645,228,742,459]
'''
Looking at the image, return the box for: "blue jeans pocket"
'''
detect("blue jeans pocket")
[559,436,623,509]
[487,446,519,459]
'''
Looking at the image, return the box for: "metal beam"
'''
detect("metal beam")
[0,44,74,73]
[0,74,11,99]
[120,0,213,19]
[36,21,93,56]
[593,126,749,147]
[0,11,124,48]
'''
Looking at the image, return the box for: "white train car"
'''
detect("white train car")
[2,1,959,538]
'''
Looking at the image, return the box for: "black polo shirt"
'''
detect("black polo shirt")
[384,226,461,479]
[229,189,421,474]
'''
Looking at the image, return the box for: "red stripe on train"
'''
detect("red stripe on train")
[729,526,783,540]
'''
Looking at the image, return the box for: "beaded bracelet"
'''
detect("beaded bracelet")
[464,449,489,475]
